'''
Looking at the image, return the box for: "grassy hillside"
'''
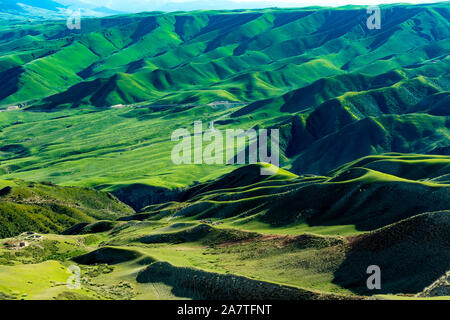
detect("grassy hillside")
[0,179,134,237]
[0,156,448,300]
[0,4,449,109]
[0,4,449,301]
[137,156,450,232]
[334,210,450,294]
[0,4,448,188]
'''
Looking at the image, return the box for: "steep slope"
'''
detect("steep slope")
[334,211,450,294]
[290,113,450,174]
[0,179,134,237]
[0,155,449,300]
[232,70,407,116]
[418,271,450,298]
[0,4,449,109]
[138,155,450,232]
[0,5,448,188]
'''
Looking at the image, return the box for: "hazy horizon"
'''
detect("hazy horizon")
[68,0,448,13]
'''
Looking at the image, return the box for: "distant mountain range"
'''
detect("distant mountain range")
[0,0,125,19]
[0,0,334,19]
[157,1,289,12]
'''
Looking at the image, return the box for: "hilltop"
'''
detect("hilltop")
[0,179,134,237]
[0,4,449,301]
[0,155,448,299]
[0,4,449,189]
[1,4,449,108]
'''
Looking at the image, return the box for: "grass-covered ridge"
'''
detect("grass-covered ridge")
[0,3,449,301]
[0,179,134,238]
[0,4,449,109]
[138,156,450,233]
[0,4,449,189]
[0,155,448,300]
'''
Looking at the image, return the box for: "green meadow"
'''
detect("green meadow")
[0,3,449,300]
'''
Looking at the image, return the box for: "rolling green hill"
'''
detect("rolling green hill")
[0,156,448,300]
[0,4,449,109]
[0,179,134,238]
[137,156,450,232]
[0,4,448,188]
[0,3,449,301]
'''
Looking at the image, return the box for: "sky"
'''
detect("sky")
[72,0,448,12]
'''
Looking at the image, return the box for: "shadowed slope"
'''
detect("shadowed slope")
[138,155,450,232]
[334,211,450,294]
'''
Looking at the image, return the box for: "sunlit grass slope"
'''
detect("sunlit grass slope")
[0,4,449,189]
[0,4,448,109]
[0,179,134,237]
[0,156,447,300]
